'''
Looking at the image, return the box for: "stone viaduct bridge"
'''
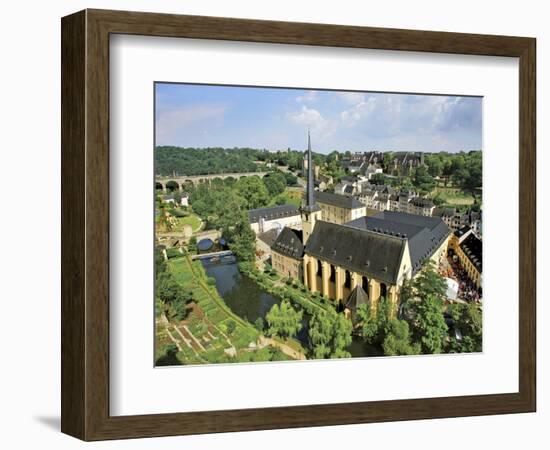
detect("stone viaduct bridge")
[155,172,269,190]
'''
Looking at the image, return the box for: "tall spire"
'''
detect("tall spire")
[306,128,314,207]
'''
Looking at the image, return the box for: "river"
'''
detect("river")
[201,255,380,358]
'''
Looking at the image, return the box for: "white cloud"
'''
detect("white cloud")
[156,104,227,145]
[340,98,377,127]
[286,105,325,128]
[286,105,337,140]
[336,92,366,105]
[296,91,318,103]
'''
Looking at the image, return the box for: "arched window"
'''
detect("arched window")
[362,276,369,291]
[380,283,387,299]
[329,265,336,283]
[344,270,352,289]
[316,259,323,277]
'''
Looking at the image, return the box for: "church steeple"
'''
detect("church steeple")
[300,129,321,245]
[306,128,315,208]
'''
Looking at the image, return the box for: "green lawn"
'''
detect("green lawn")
[173,214,202,232]
[268,188,302,207]
[429,187,476,206]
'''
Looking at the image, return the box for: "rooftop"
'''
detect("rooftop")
[345,284,370,313]
[344,211,451,275]
[410,197,435,208]
[257,229,279,247]
[271,227,304,260]
[248,204,300,224]
[313,191,364,209]
[305,220,407,284]
[460,232,482,272]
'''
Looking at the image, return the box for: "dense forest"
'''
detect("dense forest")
[155,146,308,176]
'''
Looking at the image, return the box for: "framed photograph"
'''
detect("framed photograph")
[61,9,536,440]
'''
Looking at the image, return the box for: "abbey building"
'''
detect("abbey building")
[259,132,451,313]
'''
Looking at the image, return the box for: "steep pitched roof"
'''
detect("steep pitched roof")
[248,204,300,224]
[460,233,482,272]
[314,191,364,209]
[410,197,435,208]
[344,185,354,194]
[257,228,279,247]
[345,284,370,312]
[271,227,304,260]
[344,211,450,276]
[305,220,407,284]
[433,207,455,218]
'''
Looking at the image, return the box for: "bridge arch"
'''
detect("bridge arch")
[155,181,164,191]
[165,180,179,192]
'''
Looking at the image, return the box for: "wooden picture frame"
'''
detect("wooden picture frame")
[61,9,536,441]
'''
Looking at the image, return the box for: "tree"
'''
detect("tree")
[155,247,167,276]
[447,302,482,352]
[263,172,287,197]
[254,317,265,332]
[226,320,237,335]
[371,173,387,185]
[383,151,395,171]
[425,155,444,177]
[236,176,270,209]
[413,165,436,193]
[356,303,378,344]
[382,319,421,356]
[156,343,182,366]
[452,153,482,198]
[309,310,352,359]
[283,171,298,186]
[409,260,447,302]
[266,300,303,339]
[188,236,197,254]
[408,294,448,354]
[172,190,182,204]
[156,271,192,321]
[228,217,256,262]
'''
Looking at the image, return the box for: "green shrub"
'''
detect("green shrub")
[165,247,182,259]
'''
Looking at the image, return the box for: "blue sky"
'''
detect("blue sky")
[155,83,482,154]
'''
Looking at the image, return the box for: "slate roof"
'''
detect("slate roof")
[393,152,422,166]
[257,229,279,247]
[345,284,370,312]
[248,204,300,224]
[344,210,451,276]
[410,197,435,208]
[344,185,354,194]
[460,232,483,272]
[305,220,407,284]
[433,207,455,218]
[271,227,304,260]
[454,225,472,240]
[341,176,360,183]
[314,191,364,209]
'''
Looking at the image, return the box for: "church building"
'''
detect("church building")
[270,132,451,313]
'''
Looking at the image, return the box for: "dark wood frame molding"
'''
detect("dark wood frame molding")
[61,9,536,441]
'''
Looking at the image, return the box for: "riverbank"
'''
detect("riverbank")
[156,254,305,365]
[236,261,379,358]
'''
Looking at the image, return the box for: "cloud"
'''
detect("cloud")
[286,105,337,140]
[336,92,366,105]
[296,91,318,103]
[156,104,227,145]
[286,105,326,129]
[340,97,377,127]
[336,94,481,139]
